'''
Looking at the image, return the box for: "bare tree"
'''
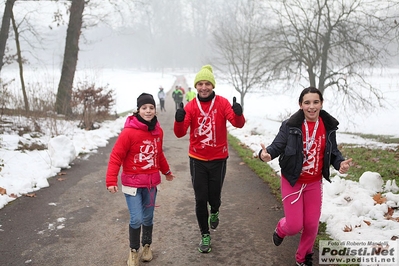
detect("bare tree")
[10,8,29,113]
[212,0,271,109]
[54,0,136,116]
[0,0,16,73]
[55,0,85,116]
[265,0,399,111]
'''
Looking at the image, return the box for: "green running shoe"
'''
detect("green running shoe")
[209,212,219,229]
[198,234,211,253]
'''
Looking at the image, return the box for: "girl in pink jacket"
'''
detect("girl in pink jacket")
[106,93,174,266]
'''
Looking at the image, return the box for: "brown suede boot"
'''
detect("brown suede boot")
[141,244,153,262]
[127,248,140,266]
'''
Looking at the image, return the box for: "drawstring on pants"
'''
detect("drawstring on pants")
[146,187,159,208]
[282,183,306,204]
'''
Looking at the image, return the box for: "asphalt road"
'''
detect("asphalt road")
[0,81,319,266]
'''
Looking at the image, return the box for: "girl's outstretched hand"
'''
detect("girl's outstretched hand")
[260,143,272,162]
[339,158,352,174]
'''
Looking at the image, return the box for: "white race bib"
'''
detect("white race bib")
[122,185,137,196]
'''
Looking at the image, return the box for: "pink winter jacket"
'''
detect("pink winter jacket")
[106,115,170,188]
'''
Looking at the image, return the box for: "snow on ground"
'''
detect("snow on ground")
[1,69,398,261]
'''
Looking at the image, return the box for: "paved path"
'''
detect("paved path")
[0,78,319,266]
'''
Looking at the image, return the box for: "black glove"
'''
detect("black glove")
[175,102,186,122]
[232,97,243,116]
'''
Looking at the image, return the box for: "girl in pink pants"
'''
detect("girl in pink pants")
[258,87,352,266]
[276,177,322,263]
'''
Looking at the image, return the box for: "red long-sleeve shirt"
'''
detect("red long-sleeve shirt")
[174,95,245,161]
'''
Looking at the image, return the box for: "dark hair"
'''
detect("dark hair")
[299,87,324,103]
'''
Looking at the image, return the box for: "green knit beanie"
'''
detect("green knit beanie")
[194,65,216,88]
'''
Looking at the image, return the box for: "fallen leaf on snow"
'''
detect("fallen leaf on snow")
[385,215,399,222]
[343,225,353,232]
[386,207,394,216]
[363,220,371,226]
[373,193,387,205]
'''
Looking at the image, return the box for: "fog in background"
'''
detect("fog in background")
[4,0,397,73]
[3,0,233,72]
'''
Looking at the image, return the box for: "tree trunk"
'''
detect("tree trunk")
[0,0,16,73]
[11,9,29,114]
[55,0,85,116]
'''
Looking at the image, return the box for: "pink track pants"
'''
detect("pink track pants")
[276,176,322,263]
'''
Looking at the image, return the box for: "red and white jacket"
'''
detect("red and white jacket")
[106,115,170,188]
[174,95,245,161]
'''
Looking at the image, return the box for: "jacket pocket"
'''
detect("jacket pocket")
[284,146,296,156]
[279,146,296,170]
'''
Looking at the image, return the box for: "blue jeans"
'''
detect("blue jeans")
[125,187,157,229]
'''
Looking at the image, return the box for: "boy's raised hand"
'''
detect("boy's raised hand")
[175,102,186,122]
[232,97,243,116]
